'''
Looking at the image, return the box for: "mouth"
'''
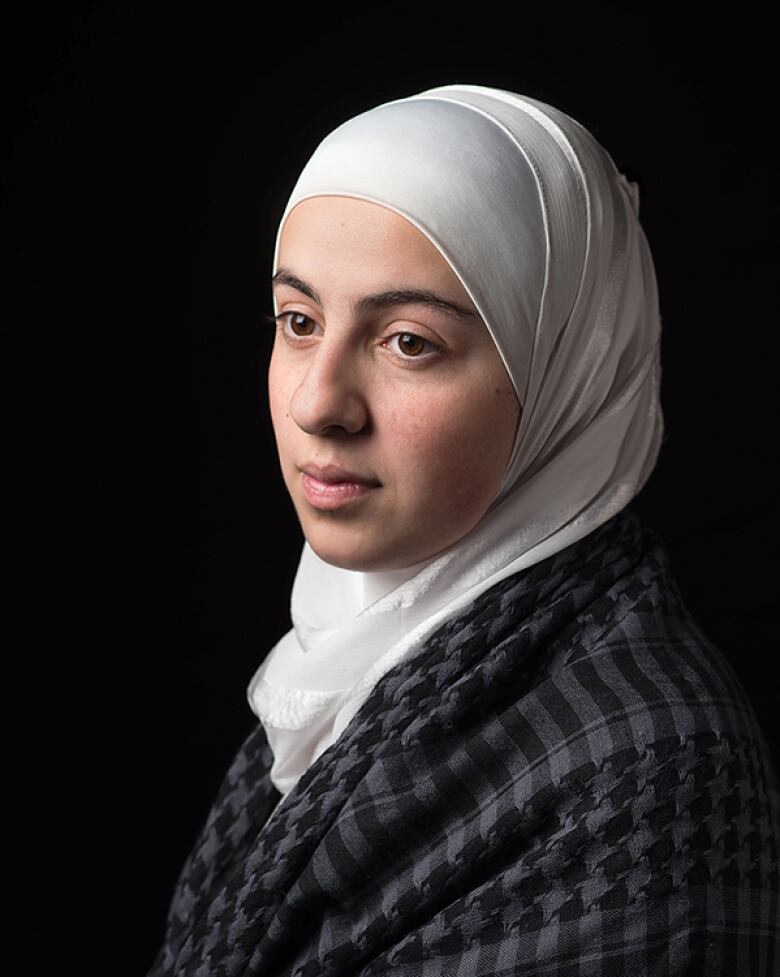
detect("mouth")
[298,463,381,511]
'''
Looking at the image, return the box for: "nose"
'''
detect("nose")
[288,338,369,436]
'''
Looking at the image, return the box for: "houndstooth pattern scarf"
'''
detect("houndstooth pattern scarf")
[148,507,780,976]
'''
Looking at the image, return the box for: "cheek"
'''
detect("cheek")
[388,385,516,513]
[267,352,296,455]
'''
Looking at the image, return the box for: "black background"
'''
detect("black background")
[5,2,778,974]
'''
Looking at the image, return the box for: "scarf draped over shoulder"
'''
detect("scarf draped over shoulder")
[149,509,780,976]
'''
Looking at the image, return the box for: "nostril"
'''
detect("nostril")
[289,375,369,437]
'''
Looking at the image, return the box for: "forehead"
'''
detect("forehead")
[277,195,476,307]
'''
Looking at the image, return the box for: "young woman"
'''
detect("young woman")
[148,84,780,976]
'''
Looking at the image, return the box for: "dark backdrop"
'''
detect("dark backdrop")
[5,3,777,974]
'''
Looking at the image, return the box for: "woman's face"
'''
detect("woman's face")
[268,196,520,572]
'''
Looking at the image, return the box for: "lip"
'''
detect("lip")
[298,463,381,511]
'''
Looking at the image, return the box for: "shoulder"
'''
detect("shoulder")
[521,517,772,761]
[496,522,780,882]
[477,546,780,972]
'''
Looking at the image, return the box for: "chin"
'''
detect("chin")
[308,540,394,573]
[304,527,419,573]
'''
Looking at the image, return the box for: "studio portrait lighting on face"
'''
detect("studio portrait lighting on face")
[10,3,779,971]
[144,84,780,977]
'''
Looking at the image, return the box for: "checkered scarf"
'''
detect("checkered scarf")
[148,508,780,976]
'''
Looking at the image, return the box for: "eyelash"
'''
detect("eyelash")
[265,311,442,361]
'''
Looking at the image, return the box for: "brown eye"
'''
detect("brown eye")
[386,331,441,361]
[397,333,426,356]
[287,312,316,336]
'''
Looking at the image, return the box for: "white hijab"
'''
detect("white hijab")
[248,84,663,797]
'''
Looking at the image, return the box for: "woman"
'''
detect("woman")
[148,84,780,975]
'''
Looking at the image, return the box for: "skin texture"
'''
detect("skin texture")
[268,195,521,572]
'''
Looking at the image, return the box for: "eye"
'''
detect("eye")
[268,311,318,338]
[386,332,440,359]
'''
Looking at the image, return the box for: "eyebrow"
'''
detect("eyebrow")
[271,267,479,323]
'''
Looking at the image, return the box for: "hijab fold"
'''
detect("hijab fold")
[247,84,664,796]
